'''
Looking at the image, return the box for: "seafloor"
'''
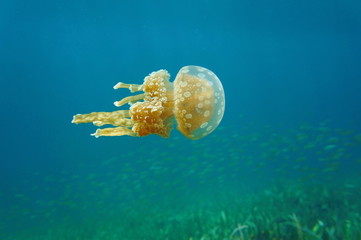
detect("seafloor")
[2,120,361,240]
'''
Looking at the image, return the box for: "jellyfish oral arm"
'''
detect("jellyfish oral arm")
[113,93,145,107]
[72,110,135,137]
[113,82,143,93]
[71,70,173,138]
[91,126,136,138]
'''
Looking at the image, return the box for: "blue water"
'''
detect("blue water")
[1,0,361,239]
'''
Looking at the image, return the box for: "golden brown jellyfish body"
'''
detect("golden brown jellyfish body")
[72,66,225,140]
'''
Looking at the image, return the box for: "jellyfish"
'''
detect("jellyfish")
[72,66,225,140]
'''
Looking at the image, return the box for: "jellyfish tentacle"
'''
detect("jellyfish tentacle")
[72,110,132,126]
[93,118,133,127]
[113,82,143,93]
[91,127,136,138]
[114,93,145,107]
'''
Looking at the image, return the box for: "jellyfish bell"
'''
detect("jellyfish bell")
[72,66,225,140]
[173,66,225,140]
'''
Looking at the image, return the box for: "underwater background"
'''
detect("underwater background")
[1,0,361,239]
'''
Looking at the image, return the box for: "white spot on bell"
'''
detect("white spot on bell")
[184,92,191,98]
[198,73,205,78]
